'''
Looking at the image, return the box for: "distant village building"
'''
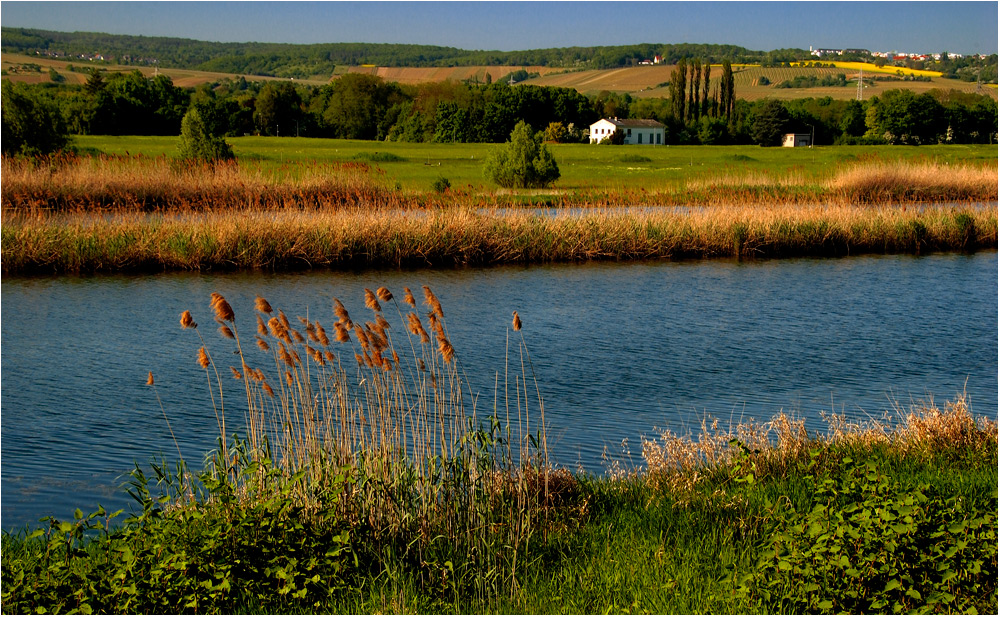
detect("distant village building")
[782,133,813,148]
[810,46,870,57]
[589,118,666,145]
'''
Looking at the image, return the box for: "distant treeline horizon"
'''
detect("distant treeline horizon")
[0,26,861,77]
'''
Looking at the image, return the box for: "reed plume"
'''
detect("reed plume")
[180,311,197,329]
[254,296,273,314]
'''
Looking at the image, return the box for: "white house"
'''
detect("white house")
[782,133,813,148]
[589,118,666,145]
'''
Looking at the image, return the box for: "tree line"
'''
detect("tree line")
[3,67,996,157]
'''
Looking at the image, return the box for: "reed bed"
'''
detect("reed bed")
[683,159,998,205]
[160,286,562,603]
[825,159,1000,204]
[2,154,997,214]
[0,153,400,212]
[3,201,995,274]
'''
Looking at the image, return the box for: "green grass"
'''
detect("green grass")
[73,135,999,193]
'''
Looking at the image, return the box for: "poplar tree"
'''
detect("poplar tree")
[689,58,701,122]
[701,60,711,117]
[721,59,735,124]
[672,58,687,122]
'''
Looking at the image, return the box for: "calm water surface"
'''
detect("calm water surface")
[2,253,996,530]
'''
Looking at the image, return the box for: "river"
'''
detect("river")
[2,252,996,530]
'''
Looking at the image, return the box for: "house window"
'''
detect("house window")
[637,133,643,144]
[627,128,632,136]
[656,133,661,144]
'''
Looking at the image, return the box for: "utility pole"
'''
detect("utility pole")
[856,67,864,101]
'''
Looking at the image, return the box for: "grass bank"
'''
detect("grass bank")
[2,201,995,275]
[1,288,996,613]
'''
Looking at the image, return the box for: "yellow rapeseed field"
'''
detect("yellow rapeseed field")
[793,60,942,78]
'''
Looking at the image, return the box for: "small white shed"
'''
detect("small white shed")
[782,133,813,147]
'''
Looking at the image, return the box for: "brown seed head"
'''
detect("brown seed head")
[256,337,270,351]
[197,347,210,369]
[146,371,154,386]
[324,350,335,362]
[376,286,393,302]
[211,293,235,323]
[437,333,455,364]
[278,310,290,329]
[292,330,305,344]
[307,345,325,366]
[219,325,235,339]
[180,310,197,329]
[334,322,350,343]
[354,324,370,350]
[355,353,364,367]
[512,311,522,332]
[408,313,430,343]
[427,311,444,336]
[256,314,267,337]
[230,366,243,380]
[262,382,275,398]
[315,321,330,346]
[278,342,294,367]
[254,296,273,314]
[333,298,350,323]
[375,314,391,333]
[285,371,293,386]
[403,287,416,307]
[423,286,443,318]
[364,288,382,312]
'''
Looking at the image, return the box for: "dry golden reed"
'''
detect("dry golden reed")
[5,197,995,275]
[637,392,995,494]
[254,296,273,314]
[1,153,396,213]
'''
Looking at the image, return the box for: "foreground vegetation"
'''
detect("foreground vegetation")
[1,288,996,613]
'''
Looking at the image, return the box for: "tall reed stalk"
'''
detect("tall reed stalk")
[167,286,561,598]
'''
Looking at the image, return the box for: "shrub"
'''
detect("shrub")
[597,129,626,145]
[178,106,234,163]
[483,121,560,188]
[432,176,451,193]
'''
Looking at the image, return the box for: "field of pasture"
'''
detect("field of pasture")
[6,52,992,101]
[72,135,998,195]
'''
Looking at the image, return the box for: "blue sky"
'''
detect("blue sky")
[1,1,996,55]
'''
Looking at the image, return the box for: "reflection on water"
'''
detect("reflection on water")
[2,252,996,530]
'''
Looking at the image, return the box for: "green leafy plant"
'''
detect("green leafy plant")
[737,451,998,613]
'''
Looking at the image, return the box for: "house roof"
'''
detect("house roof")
[593,118,666,129]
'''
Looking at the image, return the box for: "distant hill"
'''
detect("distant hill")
[0,27,803,78]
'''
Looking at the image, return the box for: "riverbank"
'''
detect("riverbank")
[2,201,995,275]
[2,398,995,613]
[1,288,996,613]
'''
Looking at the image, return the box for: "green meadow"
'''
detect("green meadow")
[74,135,998,193]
